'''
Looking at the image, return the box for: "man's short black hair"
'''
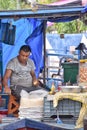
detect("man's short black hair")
[20,45,31,52]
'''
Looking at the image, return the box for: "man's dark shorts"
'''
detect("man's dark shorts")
[10,85,42,100]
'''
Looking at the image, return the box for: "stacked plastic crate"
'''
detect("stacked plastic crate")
[42,96,82,125]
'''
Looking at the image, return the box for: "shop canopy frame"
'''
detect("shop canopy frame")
[0,5,86,20]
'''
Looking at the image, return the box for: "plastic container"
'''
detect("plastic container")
[61,86,81,93]
[0,109,8,115]
[43,96,81,125]
[62,62,79,84]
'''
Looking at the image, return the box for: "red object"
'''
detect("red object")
[58,86,61,91]
[0,110,8,115]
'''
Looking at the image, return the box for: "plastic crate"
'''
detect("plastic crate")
[43,96,82,125]
[57,99,81,116]
[0,94,9,109]
[62,62,79,84]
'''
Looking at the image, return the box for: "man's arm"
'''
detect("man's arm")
[3,69,12,94]
[30,70,39,86]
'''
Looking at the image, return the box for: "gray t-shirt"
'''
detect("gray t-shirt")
[6,57,35,87]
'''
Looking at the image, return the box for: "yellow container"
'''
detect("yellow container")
[79,59,87,63]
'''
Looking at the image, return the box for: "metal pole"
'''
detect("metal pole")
[43,20,47,85]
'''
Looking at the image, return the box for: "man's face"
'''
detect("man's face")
[19,50,30,64]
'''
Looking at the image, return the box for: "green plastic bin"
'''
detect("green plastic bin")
[62,62,79,84]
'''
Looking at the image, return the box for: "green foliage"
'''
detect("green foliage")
[38,0,59,4]
[47,19,87,34]
[0,0,17,10]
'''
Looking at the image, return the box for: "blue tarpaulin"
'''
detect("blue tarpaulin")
[1,19,30,75]
[46,33,87,52]
[25,19,44,77]
[1,18,44,78]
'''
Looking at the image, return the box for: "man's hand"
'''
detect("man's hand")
[33,79,39,86]
[4,86,11,95]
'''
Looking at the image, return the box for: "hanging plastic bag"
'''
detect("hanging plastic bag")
[0,22,16,45]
